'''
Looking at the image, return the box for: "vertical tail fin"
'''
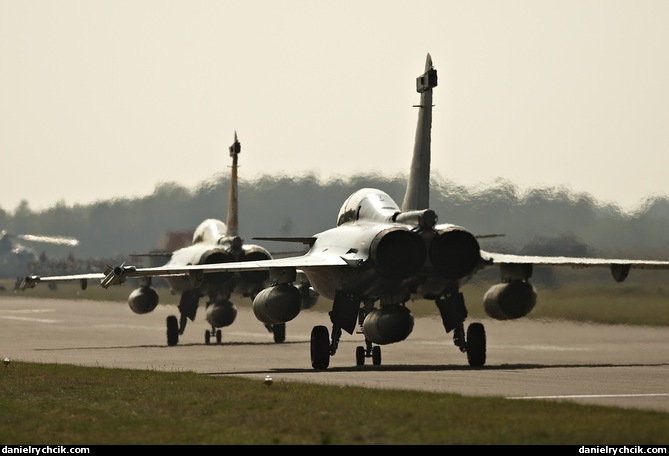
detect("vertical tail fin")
[401,53,437,212]
[226,132,241,237]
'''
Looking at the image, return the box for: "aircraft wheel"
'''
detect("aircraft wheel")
[166,315,179,346]
[372,345,382,366]
[310,325,330,370]
[272,323,286,344]
[204,330,211,345]
[215,329,222,344]
[466,322,486,367]
[355,346,365,366]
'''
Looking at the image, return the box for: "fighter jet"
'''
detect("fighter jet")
[24,54,669,369]
[22,133,318,346]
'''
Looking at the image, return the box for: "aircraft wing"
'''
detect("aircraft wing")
[100,251,351,287]
[21,252,350,290]
[481,250,669,270]
[20,272,105,290]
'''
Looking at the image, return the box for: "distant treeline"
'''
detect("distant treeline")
[2,173,669,264]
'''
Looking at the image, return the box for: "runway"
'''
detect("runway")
[2,295,668,413]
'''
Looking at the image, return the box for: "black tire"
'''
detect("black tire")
[466,322,486,367]
[355,346,365,366]
[166,315,179,346]
[310,325,330,370]
[204,330,211,345]
[272,323,286,344]
[215,329,222,344]
[372,345,382,366]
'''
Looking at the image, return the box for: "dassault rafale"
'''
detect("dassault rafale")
[23,54,669,369]
[22,133,318,346]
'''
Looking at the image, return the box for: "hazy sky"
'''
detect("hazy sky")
[2,1,668,214]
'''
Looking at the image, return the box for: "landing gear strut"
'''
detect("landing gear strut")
[436,292,487,367]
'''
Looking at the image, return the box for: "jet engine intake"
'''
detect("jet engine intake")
[430,227,481,280]
[128,286,159,314]
[252,283,303,325]
[362,305,414,345]
[239,247,271,284]
[370,228,426,279]
[483,280,537,320]
[205,300,237,328]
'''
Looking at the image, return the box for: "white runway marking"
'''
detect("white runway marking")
[508,393,669,400]
[227,331,310,341]
[0,308,56,313]
[93,324,165,331]
[0,308,58,323]
[493,344,590,352]
[0,315,60,323]
[416,341,589,351]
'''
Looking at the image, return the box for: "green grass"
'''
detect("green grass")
[1,361,667,445]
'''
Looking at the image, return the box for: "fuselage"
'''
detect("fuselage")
[301,188,483,304]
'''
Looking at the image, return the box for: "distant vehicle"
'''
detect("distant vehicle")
[0,230,78,280]
[22,133,318,346]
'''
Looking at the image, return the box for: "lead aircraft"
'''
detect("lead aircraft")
[22,133,318,346]
[23,54,669,369]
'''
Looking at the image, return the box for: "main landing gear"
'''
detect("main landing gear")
[309,321,381,369]
[309,318,486,370]
[309,291,487,370]
[437,292,486,367]
[310,325,333,370]
[166,290,199,346]
[166,315,179,346]
[166,313,197,346]
[462,322,486,367]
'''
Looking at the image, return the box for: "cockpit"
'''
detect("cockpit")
[192,219,228,244]
[336,188,400,226]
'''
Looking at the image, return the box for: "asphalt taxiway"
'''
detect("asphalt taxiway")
[1,295,668,413]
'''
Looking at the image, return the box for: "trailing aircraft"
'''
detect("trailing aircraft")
[22,133,318,346]
[22,54,669,369]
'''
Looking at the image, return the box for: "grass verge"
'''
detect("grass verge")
[1,361,668,445]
